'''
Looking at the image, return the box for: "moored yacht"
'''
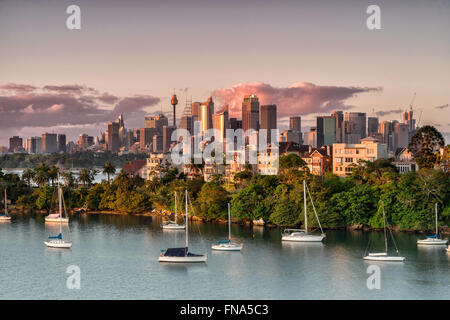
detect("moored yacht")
[281,180,326,242]
[161,192,185,230]
[159,190,207,263]
[212,203,243,251]
[417,203,448,246]
[0,189,12,221]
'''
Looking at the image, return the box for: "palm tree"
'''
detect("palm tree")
[62,171,76,188]
[33,163,50,186]
[22,168,35,187]
[78,168,92,187]
[103,162,116,182]
[47,165,59,186]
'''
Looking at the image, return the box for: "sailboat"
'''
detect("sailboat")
[0,189,12,221]
[363,202,405,262]
[161,192,185,230]
[159,190,207,263]
[44,181,72,248]
[417,203,448,245]
[281,180,326,242]
[212,203,243,251]
[45,180,69,224]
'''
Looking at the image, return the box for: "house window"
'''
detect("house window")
[345,157,353,163]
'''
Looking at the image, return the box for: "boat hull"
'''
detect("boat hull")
[281,234,325,242]
[45,218,69,223]
[162,224,185,230]
[0,216,12,221]
[44,241,72,248]
[363,255,405,262]
[211,243,242,251]
[417,238,448,245]
[158,255,207,263]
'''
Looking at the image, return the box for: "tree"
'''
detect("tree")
[47,166,59,186]
[408,125,445,169]
[33,163,50,186]
[62,171,76,188]
[78,168,96,187]
[103,162,116,182]
[22,168,35,187]
[279,154,307,172]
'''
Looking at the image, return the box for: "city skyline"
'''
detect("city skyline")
[0,0,449,145]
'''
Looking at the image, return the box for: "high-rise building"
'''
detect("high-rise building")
[304,127,317,148]
[344,112,366,141]
[260,104,277,143]
[289,116,301,132]
[367,117,379,137]
[78,134,94,150]
[403,108,415,132]
[331,111,344,143]
[9,136,22,152]
[162,125,176,153]
[229,118,242,130]
[212,107,229,143]
[242,94,260,132]
[107,121,120,152]
[145,114,168,133]
[140,127,158,149]
[393,123,409,151]
[152,134,163,153]
[200,97,214,133]
[317,116,336,147]
[42,133,57,154]
[57,134,66,153]
[191,102,202,123]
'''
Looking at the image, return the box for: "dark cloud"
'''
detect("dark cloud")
[0,84,160,137]
[0,83,37,94]
[374,108,403,116]
[435,104,449,110]
[212,82,381,118]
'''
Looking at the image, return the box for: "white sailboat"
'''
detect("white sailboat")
[45,181,69,224]
[363,202,405,262]
[281,180,326,242]
[44,182,72,249]
[158,190,207,263]
[0,188,12,221]
[417,203,448,246]
[212,203,243,251]
[161,191,185,230]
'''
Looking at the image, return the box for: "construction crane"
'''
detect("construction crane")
[409,92,416,110]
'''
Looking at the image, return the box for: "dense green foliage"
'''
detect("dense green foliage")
[408,125,445,169]
[2,151,449,230]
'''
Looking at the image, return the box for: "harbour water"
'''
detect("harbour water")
[0,214,449,300]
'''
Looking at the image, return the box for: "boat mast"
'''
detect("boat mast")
[185,190,188,249]
[228,203,231,241]
[58,176,62,235]
[174,191,177,223]
[382,202,387,253]
[435,202,438,236]
[303,180,308,234]
[4,188,7,216]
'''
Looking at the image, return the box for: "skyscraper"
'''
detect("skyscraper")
[331,111,344,143]
[42,133,57,154]
[289,116,301,132]
[9,136,22,152]
[107,121,120,152]
[242,94,259,132]
[344,112,366,142]
[212,107,229,143]
[57,134,66,153]
[191,102,202,123]
[145,114,168,133]
[162,125,176,153]
[317,116,336,147]
[393,123,409,151]
[367,117,379,137]
[260,104,277,143]
[200,97,214,133]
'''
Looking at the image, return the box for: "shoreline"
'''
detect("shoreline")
[8,207,450,235]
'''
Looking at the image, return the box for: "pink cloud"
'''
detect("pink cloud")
[212,81,381,118]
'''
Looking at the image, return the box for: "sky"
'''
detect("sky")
[0,0,449,145]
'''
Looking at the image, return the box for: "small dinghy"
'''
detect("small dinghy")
[212,203,243,251]
[417,203,448,246]
[0,189,12,221]
[159,190,206,263]
[363,202,405,262]
[281,180,325,242]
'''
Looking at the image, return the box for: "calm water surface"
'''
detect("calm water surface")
[0,214,449,299]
